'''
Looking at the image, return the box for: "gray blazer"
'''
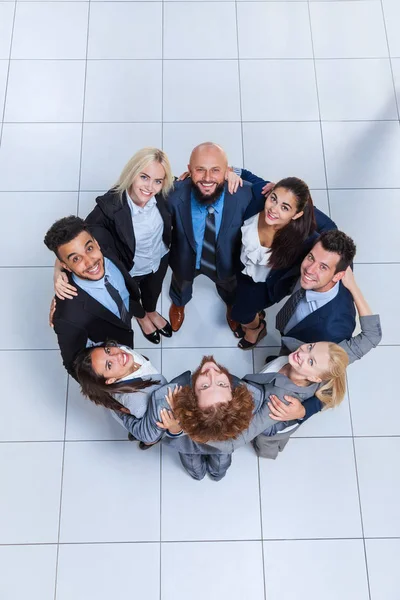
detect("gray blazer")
[119,315,381,453]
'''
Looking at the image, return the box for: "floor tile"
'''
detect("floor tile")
[162,445,260,540]
[0,192,78,266]
[263,539,369,600]
[12,2,89,59]
[60,441,160,542]
[0,2,15,59]
[237,2,312,59]
[88,2,162,59]
[160,271,239,349]
[311,189,330,214]
[5,60,85,122]
[0,545,57,600]
[0,350,67,441]
[0,442,63,543]
[0,267,58,350]
[56,543,160,600]
[366,539,400,600]
[243,122,326,189]
[78,190,103,217]
[382,0,400,57]
[66,347,161,440]
[322,121,400,188]
[161,541,265,600]
[310,0,388,58]
[356,437,400,537]
[330,189,400,263]
[391,58,400,108]
[0,123,82,191]
[80,122,162,190]
[163,60,240,121]
[240,59,319,121]
[161,347,253,381]
[164,2,237,59]
[163,122,243,175]
[0,59,8,113]
[259,438,362,539]
[353,263,399,345]
[316,58,397,120]
[84,60,162,122]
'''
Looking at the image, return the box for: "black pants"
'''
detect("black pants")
[169,270,237,307]
[231,272,272,324]
[130,254,169,319]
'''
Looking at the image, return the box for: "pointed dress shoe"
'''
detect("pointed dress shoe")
[157,319,173,338]
[169,304,185,332]
[139,325,160,345]
[226,305,239,333]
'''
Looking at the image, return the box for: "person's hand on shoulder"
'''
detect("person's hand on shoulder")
[262,182,275,197]
[225,168,243,194]
[268,394,305,421]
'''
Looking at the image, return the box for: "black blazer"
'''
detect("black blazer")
[85,189,172,273]
[53,248,138,378]
[168,179,253,281]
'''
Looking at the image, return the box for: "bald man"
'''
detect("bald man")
[168,142,253,332]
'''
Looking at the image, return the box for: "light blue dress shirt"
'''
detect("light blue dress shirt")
[284,279,340,334]
[72,257,130,320]
[191,190,225,270]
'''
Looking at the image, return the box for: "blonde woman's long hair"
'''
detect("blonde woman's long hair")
[114,147,174,198]
[315,343,349,409]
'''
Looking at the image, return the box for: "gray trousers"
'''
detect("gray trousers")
[252,427,298,460]
[179,453,232,481]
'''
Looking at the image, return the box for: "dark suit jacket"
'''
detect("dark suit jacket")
[168,179,253,281]
[85,189,172,272]
[241,168,338,306]
[53,248,138,378]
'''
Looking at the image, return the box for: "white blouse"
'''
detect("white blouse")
[118,347,159,381]
[240,213,272,283]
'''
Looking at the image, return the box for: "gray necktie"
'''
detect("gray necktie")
[200,206,217,279]
[104,275,131,326]
[275,287,306,334]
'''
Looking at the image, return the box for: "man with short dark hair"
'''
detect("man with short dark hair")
[44,216,142,377]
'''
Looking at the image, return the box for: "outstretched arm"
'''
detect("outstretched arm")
[338,267,382,364]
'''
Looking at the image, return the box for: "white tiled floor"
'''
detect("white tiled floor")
[0,0,399,598]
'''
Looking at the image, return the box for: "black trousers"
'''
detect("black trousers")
[130,253,169,319]
[231,272,272,324]
[169,270,237,307]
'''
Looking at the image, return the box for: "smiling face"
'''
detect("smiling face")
[90,345,135,384]
[58,231,105,280]
[288,342,331,383]
[188,144,227,204]
[264,186,304,229]
[192,356,232,408]
[128,160,166,206]
[300,241,344,292]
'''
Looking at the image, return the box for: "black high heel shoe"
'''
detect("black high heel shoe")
[157,319,173,338]
[238,319,267,350]
[139,325,160,345]
[234,310,266,339]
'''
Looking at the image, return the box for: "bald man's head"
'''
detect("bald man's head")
[188,142,228,204]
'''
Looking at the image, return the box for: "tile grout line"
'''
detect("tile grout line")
[0,0,17,148]
[53,374,70,600]
[256,456,267,600]
[307,0,331,217]
[5,56,400,62]
[233,0,245,168]
[160,4,164,595]
[75,0,92,215]
[379,0,400,122]
[345,373,372,600]
[6,118,400,124]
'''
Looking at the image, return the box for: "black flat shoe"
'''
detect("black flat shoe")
[157,320,173,338]
[139,441,157,450]
[238,319,267,350]
[139,327,160,345]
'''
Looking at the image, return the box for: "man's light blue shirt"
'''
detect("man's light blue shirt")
[72,257,130,320]
[191,190,225,269]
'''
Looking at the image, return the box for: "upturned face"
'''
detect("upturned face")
[91,345,135,384]
[58,231,104,280]
[128,160,166,206]
[288,342,330,383]
[189,146,227,202]
[264,186,303,228]
[192,356,232,408]
[300,241,343,292]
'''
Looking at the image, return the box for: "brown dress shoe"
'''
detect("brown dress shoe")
[226,305,239,333]
[169,304,185,332]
